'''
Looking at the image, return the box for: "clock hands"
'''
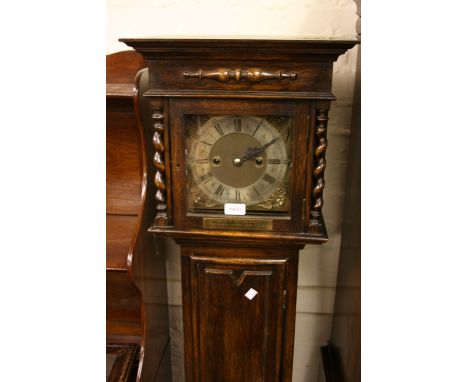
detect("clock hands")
[238,137,280,164]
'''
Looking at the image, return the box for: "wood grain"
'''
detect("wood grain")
[147,60,332,93]
[106,215,139,269]
[107,50,145,84]
[179,245,298,382]
[106,270,143,342]
[106,99,142,215]
[106,52,145,351]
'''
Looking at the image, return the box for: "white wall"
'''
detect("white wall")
[107,0,357,54]
[107,1,358,380]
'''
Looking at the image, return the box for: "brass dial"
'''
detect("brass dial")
[187,116,290,207]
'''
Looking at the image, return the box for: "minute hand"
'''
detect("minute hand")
[240,137,280,163]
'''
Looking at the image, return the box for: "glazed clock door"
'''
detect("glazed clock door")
[187,115,291,209]
[169,98,310,233]
[183,254,288,382]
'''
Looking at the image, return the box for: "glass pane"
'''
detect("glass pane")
[185,114,292,214]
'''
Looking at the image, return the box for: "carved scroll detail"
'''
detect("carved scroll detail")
[310,107,329,227]
[152,110,167,224]
[183,68,297,83]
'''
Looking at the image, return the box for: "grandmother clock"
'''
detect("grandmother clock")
[121,38,357,382]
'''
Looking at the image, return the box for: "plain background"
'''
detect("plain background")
[1,1,468,381]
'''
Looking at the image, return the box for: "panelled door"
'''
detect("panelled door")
[183,254,288,382]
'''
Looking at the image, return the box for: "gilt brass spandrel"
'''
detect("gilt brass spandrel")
[203,218,273,231]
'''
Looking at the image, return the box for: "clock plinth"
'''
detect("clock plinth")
[123,37,357,382]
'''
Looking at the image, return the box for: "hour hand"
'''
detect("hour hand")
[240,137,279,163]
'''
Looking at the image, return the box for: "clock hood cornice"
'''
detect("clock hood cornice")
[120,37,358,62]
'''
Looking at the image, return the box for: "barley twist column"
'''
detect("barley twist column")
[152,110,167,225]
[310,105,329,229]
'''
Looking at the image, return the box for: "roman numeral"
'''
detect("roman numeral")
[233,118,242,132]
[268,159,281,164]
[199,172,213,183]
[194,159,209,163]
[252,119,263,136]
[263,173,276,184]
[215,184,225,197]
[213,122,224,136]
[200,140,212,146]
[235,189,241,201]
[252,186,261,196]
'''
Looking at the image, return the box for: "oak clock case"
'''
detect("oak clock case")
[171,98,308,233]
[121,38,357,382]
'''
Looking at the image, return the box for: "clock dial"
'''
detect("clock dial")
[186,115,292,211]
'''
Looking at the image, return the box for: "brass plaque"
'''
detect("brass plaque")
[203,218,273,231]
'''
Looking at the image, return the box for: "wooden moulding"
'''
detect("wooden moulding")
[143,89,337,100]
[148,226,326,248]
[119,38,358,62]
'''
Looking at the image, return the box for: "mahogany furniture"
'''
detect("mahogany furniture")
[107,343,139,382]
[121,38,357,382]
[106,51,171,382]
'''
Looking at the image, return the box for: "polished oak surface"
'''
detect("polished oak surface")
[179,245,299,382]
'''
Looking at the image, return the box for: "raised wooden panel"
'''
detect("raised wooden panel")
[187,255,287,382]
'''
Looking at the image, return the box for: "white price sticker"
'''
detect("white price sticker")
[244,288,258,300]
[224,203,246,216]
